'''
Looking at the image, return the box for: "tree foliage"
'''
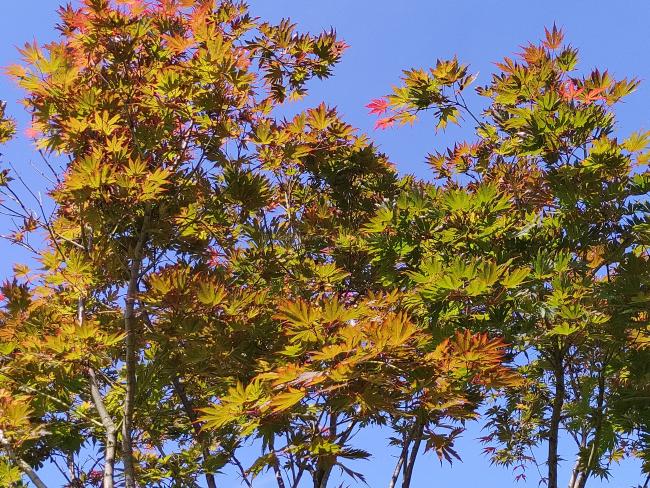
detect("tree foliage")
[0,4,647,488]
[366,23,650,488]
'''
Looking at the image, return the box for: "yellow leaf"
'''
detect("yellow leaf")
[269,388,304,413]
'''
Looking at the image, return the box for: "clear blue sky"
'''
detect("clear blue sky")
[1,1,649,487]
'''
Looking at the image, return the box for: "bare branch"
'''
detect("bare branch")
[0,429,48,488]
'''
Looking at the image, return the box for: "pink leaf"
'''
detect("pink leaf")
[366,98,390,116]
[374,116,396,130]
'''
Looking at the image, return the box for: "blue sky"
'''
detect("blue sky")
[0,1,649,487]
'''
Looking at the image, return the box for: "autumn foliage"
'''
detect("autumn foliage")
[0,3,648,488]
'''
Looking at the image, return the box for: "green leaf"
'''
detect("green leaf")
[501,268,529,288]
[269,388,304,413]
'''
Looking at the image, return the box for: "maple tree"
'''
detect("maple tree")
[0,0,363,486]
[366,24,650,488]
[0,3,648,488]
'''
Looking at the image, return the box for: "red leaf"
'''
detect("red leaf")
[582,87,606,104]
[543,24,564,50]
[25,126,39,139]
[366,98,390,116]
[234,48,251,70]
[208,249,223,267]
[374,116,396,130]
[58,5,90,31]
[560,80,583,102]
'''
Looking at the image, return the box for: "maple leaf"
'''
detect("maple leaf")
[115,0,145,10]
[332,40,350,57]
[57,5,90,32]
[582,87,607,104]
[162,34,195,55]
[494,57,518,74]
[543,24,564,50]
[269,388,305,413]
[517,42,547,64]
[560,80,583,102]
[208,249,223,267]
[24,126,39,139]
[5,64,27,79]
[366,98,390,116]
[234,48,251,70]
[159,0,180,16]
[374,116,396,130]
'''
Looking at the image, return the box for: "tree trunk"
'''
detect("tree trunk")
[569,372,606,488]
[401,420,424,488]
[170,375,217,488]
[548,348,565,488]
[67,450,76,486]
[268,435,287,488]
[312,414,338,488]
[80,294,117,488]
[122,260,139,488]
[388,443,407,488]
[89,368,117,488]
[122,211,150,488]
[568,457,580,488]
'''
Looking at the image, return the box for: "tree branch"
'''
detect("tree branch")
[122,207,151,488]
[170,374,218,488]
[547,344,565,488]
[88,367,118,488]
[401,418,424,488]
[0,429,48,488]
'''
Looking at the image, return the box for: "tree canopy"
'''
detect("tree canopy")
[0,3,648,488]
